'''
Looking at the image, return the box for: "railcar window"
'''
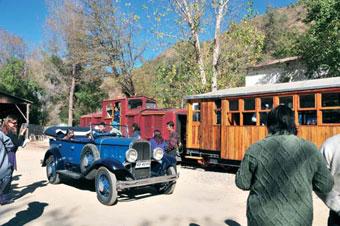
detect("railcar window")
[244,98,255,111]
[106,103,113,117]
[322,110,340,124]
[260,112,268,125]
[243,113,256,125]
[229,100,238,111]
[215,100,221,125]
[261,98,273,110]
[322,93,340,107]
[193,103,200,111]
[192,103,200,122]
[128,99,143,110]
[279,96,293,109]
[229,113,240,125]
[299,110,317,125]
[300,94,315,108]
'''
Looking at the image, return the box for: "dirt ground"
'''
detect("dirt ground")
[0,140,330,226]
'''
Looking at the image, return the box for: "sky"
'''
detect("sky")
[0,0,297,58]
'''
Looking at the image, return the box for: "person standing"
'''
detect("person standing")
[0,129,15,205]
[235,105,334,226]
[114,106,120,123]
[150,130,167,151]
[1,115,27,200]
[317,134,340,226]
[166,121,178,158]
[132,123,141,138]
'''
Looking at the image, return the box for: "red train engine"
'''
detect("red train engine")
[80,96,187,147]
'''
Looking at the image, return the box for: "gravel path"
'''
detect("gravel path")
[0,140,329,226]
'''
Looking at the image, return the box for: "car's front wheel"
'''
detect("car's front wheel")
[95,167,118,205]
[46,155,60,184]
[155,166,177,194]
[80,144,100,173]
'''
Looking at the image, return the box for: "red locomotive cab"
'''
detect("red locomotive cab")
[80,96,187,152]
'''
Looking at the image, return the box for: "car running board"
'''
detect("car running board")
[57,170,82,179]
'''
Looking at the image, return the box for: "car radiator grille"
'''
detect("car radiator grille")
[132,141,151,160]
[131,141,151,179]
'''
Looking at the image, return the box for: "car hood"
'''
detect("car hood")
[94,137,137,146]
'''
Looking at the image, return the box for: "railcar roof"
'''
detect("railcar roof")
[184,77,340,100]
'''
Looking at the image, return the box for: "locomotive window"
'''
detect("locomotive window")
[146,100,157,109]
[106,103,112,117]
[260,112,268,125]
[322,93,340,107]
[279,96,293,109]
[229,100,238,111]
[322,109,340,124]
[244,98,255,111]
[128,99,143,110]
[299,94,315,108]
[261,97,273,110]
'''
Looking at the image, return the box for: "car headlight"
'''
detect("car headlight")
[153,147,164,161]
[126,149,138,163]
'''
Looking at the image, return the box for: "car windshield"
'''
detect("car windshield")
[90,123,128,138]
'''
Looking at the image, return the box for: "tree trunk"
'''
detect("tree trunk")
[212,0,229,92]
[193,31,207,86]
[68,64,76,126]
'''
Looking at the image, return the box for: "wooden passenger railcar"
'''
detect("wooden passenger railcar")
[184,77,340,166]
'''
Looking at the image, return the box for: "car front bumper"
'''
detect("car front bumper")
[116,174,179,191]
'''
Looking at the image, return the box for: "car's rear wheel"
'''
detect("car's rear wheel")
[95,167,117,205]
[80,144,100,173]
[155,166,177,194]
[46,155,60,184]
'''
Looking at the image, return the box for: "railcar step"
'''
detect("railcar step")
[57,170,82,179]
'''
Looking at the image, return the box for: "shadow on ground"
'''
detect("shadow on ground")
[11,180,48,200]
[118,186,160,202]
[180,161,238,174]
[225,219,241,226]
[2,201,48,226]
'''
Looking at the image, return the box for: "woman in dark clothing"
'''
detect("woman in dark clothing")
[235,105,334,226]
[1,115,27,201]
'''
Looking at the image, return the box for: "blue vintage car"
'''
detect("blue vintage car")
[42,124,178,205]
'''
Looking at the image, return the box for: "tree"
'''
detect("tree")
[211,0,229,91]
[44,0,91,125]
[0,58,47,124]
[170,0,208,86]
[261,6,298,60]
[81,0,146,97]
[295,0,340,77]
[0,29,28,67]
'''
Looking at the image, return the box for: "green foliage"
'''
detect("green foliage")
[0,58,47,124]
[262,6,299,59]
[295,0,340,77]
[217,21,265,88]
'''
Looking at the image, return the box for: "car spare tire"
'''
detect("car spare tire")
[80,144,100,173]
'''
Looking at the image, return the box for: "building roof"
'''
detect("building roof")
[247,56,299,69]
[0,91,33,104]
[184,77,340,100]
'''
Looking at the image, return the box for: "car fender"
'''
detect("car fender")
[160,154,177,173]
[41,145,65,170]
[83,158,133,180]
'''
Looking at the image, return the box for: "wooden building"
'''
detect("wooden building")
[184,77,340,166]
[0,91,32,125]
